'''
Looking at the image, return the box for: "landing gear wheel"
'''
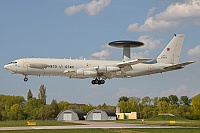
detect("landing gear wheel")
[91,80,95,84]
[24,77,28,82]
[100,80,105,84]
[91,79,105,85]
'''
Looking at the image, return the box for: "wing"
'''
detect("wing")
[117,58,152,72]
[63,58,152,79]
[164,61,195,70]
[117,58,152,67]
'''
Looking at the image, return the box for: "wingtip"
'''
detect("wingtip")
[188,61,196,64]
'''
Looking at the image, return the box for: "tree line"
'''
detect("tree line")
[0,85,115,120]
[117,94,200,120]
[0,85,199,120]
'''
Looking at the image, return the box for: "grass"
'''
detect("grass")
[0,129,200,133]
[0,120,83,127]
[148,115,187,121]
[0,118,199,133]
[117,115,200,127]
[1,119,200,128]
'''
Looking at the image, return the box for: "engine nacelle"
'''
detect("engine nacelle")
[76,69,97,76]
[98,66,120,73]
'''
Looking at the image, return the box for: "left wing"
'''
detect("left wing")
[117,58,152,72]
[117,58,152,67]
[63,58,152,79]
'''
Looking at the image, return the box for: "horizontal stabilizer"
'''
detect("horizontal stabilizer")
[164,61,195,70]
[117,58,152,68]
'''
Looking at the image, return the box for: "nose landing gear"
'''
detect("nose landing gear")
[24,76,28,82]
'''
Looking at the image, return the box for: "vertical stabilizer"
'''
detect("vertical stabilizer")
[157,34,185,64]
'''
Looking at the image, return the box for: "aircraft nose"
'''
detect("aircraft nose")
[4,65,10,70]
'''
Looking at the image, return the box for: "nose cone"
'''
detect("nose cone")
[4,65,9,70]
[4,64,16,74]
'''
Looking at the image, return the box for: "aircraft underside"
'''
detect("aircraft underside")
[20,66,162,85]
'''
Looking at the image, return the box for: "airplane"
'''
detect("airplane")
[4,34,195,85]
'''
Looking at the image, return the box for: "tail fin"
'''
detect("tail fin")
[156,34,185,64]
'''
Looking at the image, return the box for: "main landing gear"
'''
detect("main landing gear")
[24,76,28,82]
[91,78,105,85]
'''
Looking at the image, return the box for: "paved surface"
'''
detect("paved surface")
[0,121,192,131]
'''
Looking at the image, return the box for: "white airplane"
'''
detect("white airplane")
[4,34,194,85]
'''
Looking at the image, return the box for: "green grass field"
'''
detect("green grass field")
[0,118,199,133]
[0,120,82,127]
[117,115,200,127]
[0,129,200,133]
[117,119,200,127]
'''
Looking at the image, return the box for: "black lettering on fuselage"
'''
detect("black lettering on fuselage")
[47,64,74,69]
[65,65,74,69]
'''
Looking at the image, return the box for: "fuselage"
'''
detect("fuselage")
[4,58,169,79]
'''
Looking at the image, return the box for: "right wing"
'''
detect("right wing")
[164,61,195,70]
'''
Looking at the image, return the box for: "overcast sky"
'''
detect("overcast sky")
[0,0,200,105]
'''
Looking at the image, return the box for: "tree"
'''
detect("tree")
[25,97,41,119]
[0,111,2,121]
[168,104,178,115]
[38,85,47,105]
[177,105,192,119]
[141,96,152,106]
[58,101,70,111]
[67,105,79,110]
[153,97,159,107]
[27,89,33,101]
[142,105,153,119]
[50,99,59,119]
[102,103,107,109]
[168,95,179,105]
[180,96,191,106]
[141,96,153,119]
[80,104,95,113]
[118,96,129,102]
[159,97,169,103]
[9,104,24,120]
[39,105,51,120]
[158,101,169,114]
[117,97,140,113]
[117,100,129,113]
[191,94,200,119]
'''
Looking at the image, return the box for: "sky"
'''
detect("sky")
[0,0,200,106]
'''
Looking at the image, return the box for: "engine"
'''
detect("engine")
[98,66,120,73]
[76,69,97,76]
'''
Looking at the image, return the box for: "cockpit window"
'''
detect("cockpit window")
[9,61,17,64]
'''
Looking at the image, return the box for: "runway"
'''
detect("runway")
[0,121,189,131]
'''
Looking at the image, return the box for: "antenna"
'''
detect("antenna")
[108,41,144,61]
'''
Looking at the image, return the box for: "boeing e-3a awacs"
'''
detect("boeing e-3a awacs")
[4,34,195,85]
